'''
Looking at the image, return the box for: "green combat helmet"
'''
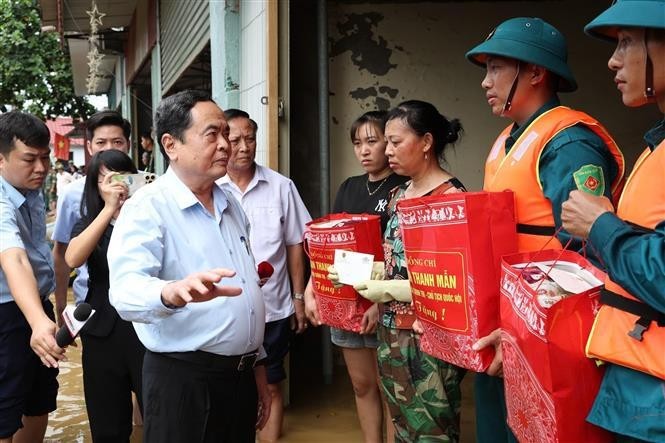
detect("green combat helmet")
[466,17,577,93]
[585,0,665,99]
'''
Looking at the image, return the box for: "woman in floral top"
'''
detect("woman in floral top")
[361,100,467,442]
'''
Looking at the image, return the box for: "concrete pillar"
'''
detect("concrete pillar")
[210,0,240,110]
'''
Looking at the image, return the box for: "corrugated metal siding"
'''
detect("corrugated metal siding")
[125,0,157,85]
[160,0,210,94]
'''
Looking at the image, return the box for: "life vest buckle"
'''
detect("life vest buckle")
[628,321,648,342]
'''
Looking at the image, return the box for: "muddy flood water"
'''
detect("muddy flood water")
[43,296,476,442]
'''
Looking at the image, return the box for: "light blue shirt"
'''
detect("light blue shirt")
[51,177,88,303]
[108,168,266,357]
[0,176,55,303]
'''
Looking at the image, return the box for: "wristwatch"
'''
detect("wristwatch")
[293,292,305,301]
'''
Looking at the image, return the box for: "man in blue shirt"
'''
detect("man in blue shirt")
[108,90,270,443]
[0,111,65,442]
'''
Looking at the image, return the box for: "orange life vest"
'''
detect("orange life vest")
[484,106,625,253]
[586,141,665,380]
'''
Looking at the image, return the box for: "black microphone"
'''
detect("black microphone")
[56,303,93,347]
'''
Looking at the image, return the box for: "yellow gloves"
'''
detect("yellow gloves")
[327,261,411,303]
[370,261,385,280]
[354,280,413,304]
[327,266,344,288]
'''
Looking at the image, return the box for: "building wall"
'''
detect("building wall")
[240,1,270,167]
[327,0,659,195]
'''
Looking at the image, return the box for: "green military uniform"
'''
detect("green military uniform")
[466,17,622,443]
[583,2,665,441]
[586,122,665,443]
[473,97,620,443]
[42,169,56,211]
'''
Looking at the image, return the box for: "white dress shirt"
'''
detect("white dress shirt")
[108,168,265,357]
[218,164,311,322]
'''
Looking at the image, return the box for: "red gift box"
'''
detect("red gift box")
[499,249,612,443]
[396,191,517,371]
[303,214,383,332]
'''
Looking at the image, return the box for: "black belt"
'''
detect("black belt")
[601,288,665,341]
[156,349,260,371]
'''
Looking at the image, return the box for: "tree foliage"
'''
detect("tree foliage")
[0,0,96,119]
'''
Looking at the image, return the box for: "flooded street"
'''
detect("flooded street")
[42,295,475,442]
[44,341,142,442]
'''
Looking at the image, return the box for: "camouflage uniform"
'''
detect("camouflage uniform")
[378,326,464,442]
[42,169,57,211]
[378,181,466,442]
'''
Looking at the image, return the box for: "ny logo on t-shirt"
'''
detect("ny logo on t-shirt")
[375,198,388,213]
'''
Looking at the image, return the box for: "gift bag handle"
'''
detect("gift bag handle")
[517,227,574,292]
[302,231,312,259]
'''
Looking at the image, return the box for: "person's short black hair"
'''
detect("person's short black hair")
[224,108,258,133]
[155,90,215,156]
[349,110,387,142]
[386,100,463,163]
[85,111,131,141]
[140,130,153,141]
[0,110,50,155]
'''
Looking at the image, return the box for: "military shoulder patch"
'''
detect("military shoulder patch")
[573,164,605,196]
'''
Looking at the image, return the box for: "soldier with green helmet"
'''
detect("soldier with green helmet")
[562,1,665,441]
[465,17,625,443]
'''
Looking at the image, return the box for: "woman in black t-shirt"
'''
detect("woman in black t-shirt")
[65,150,145,442]
[304,111,407,442]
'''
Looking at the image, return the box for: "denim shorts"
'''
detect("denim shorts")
[330,327,379,349]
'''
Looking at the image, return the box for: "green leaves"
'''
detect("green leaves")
[0,0,96,119]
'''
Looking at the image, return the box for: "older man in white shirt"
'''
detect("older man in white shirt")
[108,91,270,443]
[218,109,311,442]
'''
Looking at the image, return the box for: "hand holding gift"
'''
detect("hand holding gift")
[326,266,344,289]
[353,279,412,304]
[370,261,385,280]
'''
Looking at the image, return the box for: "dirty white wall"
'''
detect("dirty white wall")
[328,1,659,195]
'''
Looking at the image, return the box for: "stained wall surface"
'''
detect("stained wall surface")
[327,1,659,194]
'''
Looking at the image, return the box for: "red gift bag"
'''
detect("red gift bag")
[303,214,383,332]
[499,249,612,443]
[396,191,517,371]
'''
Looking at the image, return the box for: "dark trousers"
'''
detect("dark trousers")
[474,372,518,443]
[0,300,58,438]
[142,351,258,443]
[81,319,145,443]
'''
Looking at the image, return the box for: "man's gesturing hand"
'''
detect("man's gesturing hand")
[161,268,242,308]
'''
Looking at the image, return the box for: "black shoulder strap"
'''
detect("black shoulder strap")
[601,287,665,341]
[516,223,556,236]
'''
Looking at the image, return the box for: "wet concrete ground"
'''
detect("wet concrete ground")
[44,295,476,442]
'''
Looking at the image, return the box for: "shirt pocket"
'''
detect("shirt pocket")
[247,206,283,248]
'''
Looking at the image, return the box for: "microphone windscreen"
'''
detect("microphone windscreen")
[257,261,274,280]
[73,303,92,321]
[56,325,74,347]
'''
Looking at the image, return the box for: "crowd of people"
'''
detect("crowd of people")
[0,1,663,442]
[42,160,85,215]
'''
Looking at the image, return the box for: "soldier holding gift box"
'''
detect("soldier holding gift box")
[465,16,626,443]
